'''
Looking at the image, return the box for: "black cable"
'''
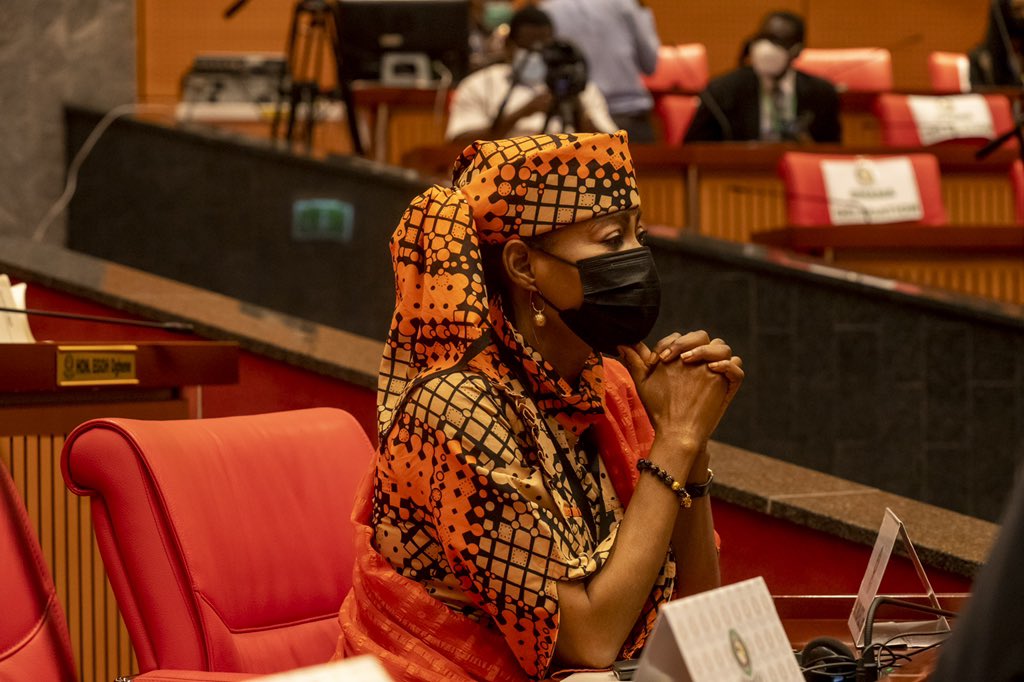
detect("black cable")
[799,660,858,675]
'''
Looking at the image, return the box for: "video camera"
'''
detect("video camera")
[541,39,588,101]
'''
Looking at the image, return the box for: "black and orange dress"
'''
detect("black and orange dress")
[336,132,675,682]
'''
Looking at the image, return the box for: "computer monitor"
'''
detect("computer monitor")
[334,0,470,84]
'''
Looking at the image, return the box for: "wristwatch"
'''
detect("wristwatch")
[684,468,714,498]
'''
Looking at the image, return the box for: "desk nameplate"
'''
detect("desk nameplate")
[57,345,139,387]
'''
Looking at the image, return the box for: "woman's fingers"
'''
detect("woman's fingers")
[618,342,656,380]
[706,356,745,399]
[652,330,711,364]
[680,338,732,364]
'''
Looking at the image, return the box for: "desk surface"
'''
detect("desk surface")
[560,595,965,681]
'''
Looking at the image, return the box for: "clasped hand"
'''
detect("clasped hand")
[618,331,744,472]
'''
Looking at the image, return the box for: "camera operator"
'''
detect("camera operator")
[446,7,617,145]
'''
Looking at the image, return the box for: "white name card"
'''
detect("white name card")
[0,274,35,344]
[848,508,948,648]
[907,95,995,145]
[634,577,803,682]
[252,656,394,681]
[820,157,924,225]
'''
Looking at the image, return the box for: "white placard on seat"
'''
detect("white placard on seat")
[252,656,394,681]
[907,94,995,145]
[634,576,803,682]
[820,157,924,225]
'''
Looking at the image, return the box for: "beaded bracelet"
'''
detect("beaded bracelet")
[634,458,716,507]
[637,458,693,508]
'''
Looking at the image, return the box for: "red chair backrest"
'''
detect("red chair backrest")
[61,408,375,675]
[778,152,948,226]
[0,463,77,682]
[928,51,971,94]
[793,48,894,92]
[643,43,708,93]
[655,95,700,147]
[874,93,1016,148]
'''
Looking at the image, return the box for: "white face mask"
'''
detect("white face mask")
[512,48,547,86]
[750,39,792,81]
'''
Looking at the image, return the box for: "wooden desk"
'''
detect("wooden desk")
[751,226,1024,306]
[776,594,967,680]
[0,341,238,682]
[403,143,1022,241]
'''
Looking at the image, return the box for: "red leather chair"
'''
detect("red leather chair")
[928,51,971,94]
[642,43,709,94]
[61,408,375,676]
[655,95,700,146]
[2,457,255,682]
[874,93,1015,147]
[793,48,894,93]
[0,461,78,682]
[778,152,948,226]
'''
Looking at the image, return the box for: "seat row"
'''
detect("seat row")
[645,45,999,146]
[645,44,974,96]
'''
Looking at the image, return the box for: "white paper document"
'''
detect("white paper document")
[820,157,924,225]
[907,95,995,146]
[0,274,35,343]
[634,576,803,682]
[848,508,950,649]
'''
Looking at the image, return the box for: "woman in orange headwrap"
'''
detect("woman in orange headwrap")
[335,131,744,681]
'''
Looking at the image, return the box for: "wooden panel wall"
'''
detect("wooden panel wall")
[138,0,298,103]
[2,437,136,682]
[139,0,994,102]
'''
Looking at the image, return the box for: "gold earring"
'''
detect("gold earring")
[531,292,547,327]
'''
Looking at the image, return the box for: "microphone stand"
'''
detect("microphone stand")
[489,49,535,136]
[0,307,194,333]
[975,109,1024,163]
[857,596,957,682]
[543,93,580,134]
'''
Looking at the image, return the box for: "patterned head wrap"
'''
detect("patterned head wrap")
[377,131,640,439]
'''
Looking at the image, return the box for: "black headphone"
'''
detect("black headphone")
[800,636,858,681]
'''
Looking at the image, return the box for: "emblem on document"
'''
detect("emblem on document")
[729,628,754,677]
[854,160,876,186]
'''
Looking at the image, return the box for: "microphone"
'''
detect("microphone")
[696,88,734,140]
[0,307,194,333]
[857,596,956,682]
[797,597,956,682]
[222,0,250,19]
[975,110,1024,159]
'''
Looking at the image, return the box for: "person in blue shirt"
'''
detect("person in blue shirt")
[541,0,661,143]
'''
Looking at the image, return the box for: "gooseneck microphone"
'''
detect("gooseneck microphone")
[0,307,194,333]
[859,596,956,682]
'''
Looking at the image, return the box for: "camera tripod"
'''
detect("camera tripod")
[224,0,365,154]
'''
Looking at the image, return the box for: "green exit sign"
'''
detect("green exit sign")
[292,199,355,243]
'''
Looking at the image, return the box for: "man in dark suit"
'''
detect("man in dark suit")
[685,12,841,143]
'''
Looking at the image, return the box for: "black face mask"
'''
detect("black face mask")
[536,246,661,354]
